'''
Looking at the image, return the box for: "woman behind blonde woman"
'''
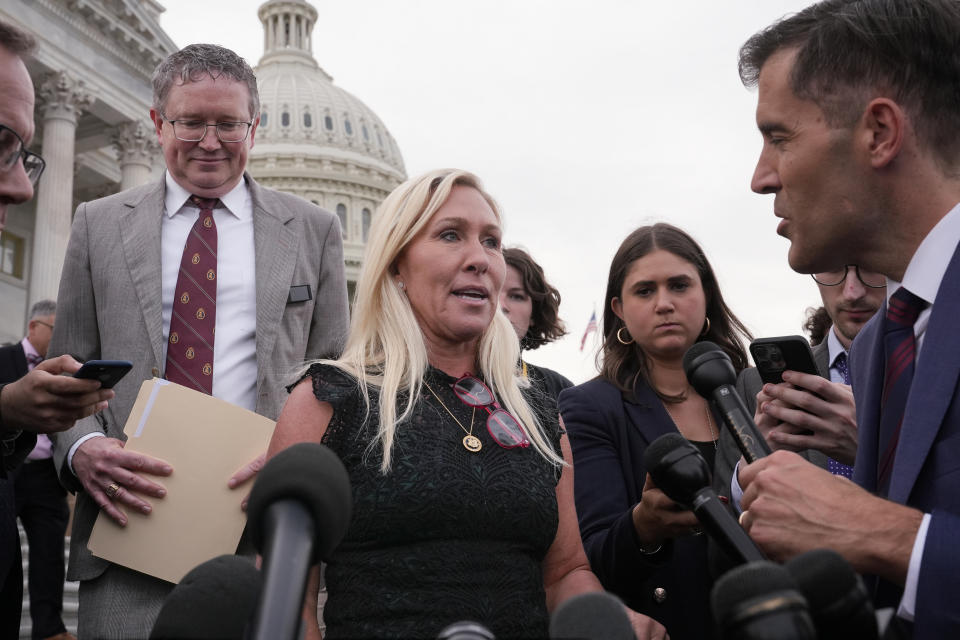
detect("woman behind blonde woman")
[559,223,752,639]
[268,169,668,639]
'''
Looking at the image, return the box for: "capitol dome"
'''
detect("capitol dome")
[248,0,406,294]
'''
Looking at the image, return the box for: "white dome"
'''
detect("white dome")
[251,0,405,177]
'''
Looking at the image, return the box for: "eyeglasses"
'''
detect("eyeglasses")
[812,265,885,289]
[161,116,254,143]
[34,320,54,330]
[452,374,531,449]
[0,124,45,187]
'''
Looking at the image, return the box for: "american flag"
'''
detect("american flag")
[579,311,598,352]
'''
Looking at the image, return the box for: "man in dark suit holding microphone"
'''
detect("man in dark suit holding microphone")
[736,1,960,637]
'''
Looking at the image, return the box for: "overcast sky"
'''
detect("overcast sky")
[159,0,819,383]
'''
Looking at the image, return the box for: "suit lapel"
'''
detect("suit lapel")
[623,380,677,447]
[249,175,299,395]
[851,313,885,492]
[889,242,960,503]
[813,340,830,377]
[119,178,166,368]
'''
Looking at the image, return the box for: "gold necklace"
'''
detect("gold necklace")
[424,381,481,452]
[663,397,719,451]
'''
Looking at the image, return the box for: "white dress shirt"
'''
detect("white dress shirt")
[160,173,258,411]
[68,173,259,471]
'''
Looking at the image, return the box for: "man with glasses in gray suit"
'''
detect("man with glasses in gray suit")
[48,43,349,638]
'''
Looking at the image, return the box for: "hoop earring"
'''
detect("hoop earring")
[617,327,634,345]
[701,317,711,336]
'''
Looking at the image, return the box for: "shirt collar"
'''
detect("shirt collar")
[21,336,40,362]
[887,201,960,307]
[826,325,847,368]
[163,171,250,221]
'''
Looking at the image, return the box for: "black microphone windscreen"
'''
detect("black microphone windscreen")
[711,560,801,624]
[549,592,635,640]
[642,432,690,472]
[246,442,352,562]
[150,554,261,640]
[786,549,878,639]
[683,341,738,397]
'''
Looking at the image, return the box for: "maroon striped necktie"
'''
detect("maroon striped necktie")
[164,196,220,394]
[876,287,926,495]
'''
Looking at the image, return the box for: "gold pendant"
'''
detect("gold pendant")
[463,434,482,452]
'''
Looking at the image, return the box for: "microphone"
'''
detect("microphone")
[785,549,878,640]
[549,591,635,640]
[711,561,817,640]
[246,442,353,640]
[437,621,495,639]
[644,433,765,564]
[684,341,772,463]
[150,554,261,639]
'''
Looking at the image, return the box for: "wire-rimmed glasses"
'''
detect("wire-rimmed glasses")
[451,374,531,449]
[161,116,254,143]
[0,124,45,187]
[811,265,885,289]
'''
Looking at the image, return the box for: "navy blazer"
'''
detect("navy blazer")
[850,241,960,638]
[559,377,714,640]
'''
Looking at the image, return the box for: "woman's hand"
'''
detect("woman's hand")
[631,474,699,547]
[626,607,670,640]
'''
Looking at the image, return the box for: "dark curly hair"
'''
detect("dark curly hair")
[803,305,833,346]
[503,247,567,350]
[599,223,752,398]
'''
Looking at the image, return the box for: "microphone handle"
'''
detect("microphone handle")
[692,489,765,564]
[712,385,772,463]
[251,499,316,640]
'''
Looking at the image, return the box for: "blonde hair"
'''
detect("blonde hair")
[321,168,564,472]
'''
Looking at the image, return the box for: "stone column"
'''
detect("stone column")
[29,71,94,306]
[113,121,158,190]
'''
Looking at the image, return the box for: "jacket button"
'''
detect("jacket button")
[151,367,160,377]
[653,587,667,604]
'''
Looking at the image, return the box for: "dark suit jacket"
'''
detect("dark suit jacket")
[850,243,960,638]
[713,340,831,500]
[559,377,713,640]
[0,343,35,474]
[0,341,32,612]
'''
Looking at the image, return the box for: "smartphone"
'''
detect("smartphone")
[73,360,133,389]
[749,336,819,385]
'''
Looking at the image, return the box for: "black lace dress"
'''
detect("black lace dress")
[304,363,563,639]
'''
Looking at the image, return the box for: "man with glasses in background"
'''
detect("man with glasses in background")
[717,265,886,514]
[47,43,349,637]
[0,19,115,640]
[3,301,77,640]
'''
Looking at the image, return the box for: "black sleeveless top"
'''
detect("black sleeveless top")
[304,363,563,639]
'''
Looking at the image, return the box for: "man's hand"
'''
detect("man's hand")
[0,355,114,434]
[756,370,858,464]
[738,450,922,584]
[228,452,265,511]
[73,436,172,526]
[632,473,700,547]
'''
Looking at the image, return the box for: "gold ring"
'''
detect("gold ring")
[738,510,748,527]
[105,482,121,498]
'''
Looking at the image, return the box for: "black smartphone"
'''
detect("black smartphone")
[73,360,133,389]
[749,336,819,385]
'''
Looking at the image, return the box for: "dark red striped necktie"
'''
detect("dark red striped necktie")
[164,196,220,394]
[876,287,926,495]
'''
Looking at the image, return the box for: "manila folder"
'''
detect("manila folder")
[88,378,275,584]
